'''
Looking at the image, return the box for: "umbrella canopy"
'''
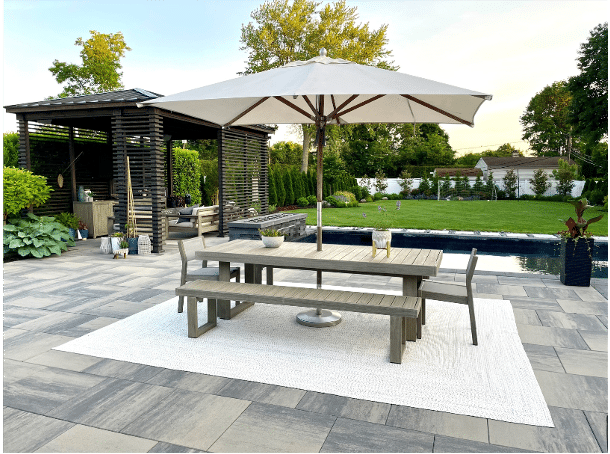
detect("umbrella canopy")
[142,49,492,250]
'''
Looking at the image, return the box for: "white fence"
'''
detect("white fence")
[357,177,585,198]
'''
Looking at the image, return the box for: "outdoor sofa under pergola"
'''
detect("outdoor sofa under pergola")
[5,88,273,252]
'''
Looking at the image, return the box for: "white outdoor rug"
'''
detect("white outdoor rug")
[55,283,553,427]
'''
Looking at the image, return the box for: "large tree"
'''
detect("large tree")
[567,22,608,143]
[520,81,578,157]
[49,30,131,98]
[240,0,394,171]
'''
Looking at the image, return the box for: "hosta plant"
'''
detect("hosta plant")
[4,213,74,259]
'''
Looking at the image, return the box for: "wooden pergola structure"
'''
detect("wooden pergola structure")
[5,88,272,253]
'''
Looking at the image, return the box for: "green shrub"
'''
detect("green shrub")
[296,197,309,207]
[275,169,286,206]
[334,191,357,202]
[174,149,201,205]
[552,158,578,196]
[4,213,74,259]
[268,171,278,206]
[589,188,605,206]
[3,133,19,167]
[365,195,374,203]
[3,167,53,218]
[350,186,362,201]
[307,195,317,205]
[54,212,80,230]
[200,159,218,206]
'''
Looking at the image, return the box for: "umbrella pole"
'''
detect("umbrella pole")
[316,126,323,253]
[296,121,341,328]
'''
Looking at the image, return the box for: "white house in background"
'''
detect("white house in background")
[474,156,576,181]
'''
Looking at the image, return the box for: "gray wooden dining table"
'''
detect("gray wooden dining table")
[196,239,443,322]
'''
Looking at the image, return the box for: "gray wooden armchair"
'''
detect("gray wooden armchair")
[418,248,478,345]
[177,237,240,313]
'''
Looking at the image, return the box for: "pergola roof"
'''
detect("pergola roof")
[5,88,162,110]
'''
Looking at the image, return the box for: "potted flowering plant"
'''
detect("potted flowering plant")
[365,204,399,258]
[78,220,89,240]
[558,198,603,286]
[259,228,285,248]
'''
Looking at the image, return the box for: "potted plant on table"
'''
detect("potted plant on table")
[558,198,603,286]
[259,228,285,248]
[367,205,395,257]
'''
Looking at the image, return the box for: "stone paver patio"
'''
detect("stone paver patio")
[3,234,608,453]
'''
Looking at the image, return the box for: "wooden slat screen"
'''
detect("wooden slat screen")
[111,111,165,252]
[17,121,111,216]
[219,129,269,235]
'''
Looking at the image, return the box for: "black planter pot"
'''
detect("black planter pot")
[560,237,594,287]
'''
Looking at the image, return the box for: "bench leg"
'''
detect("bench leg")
[187,297,217,338]
[390,316,405,364]
[405,317,417,342]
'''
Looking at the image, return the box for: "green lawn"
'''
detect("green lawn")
[289,200,608,236]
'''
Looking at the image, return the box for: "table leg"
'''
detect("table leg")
[266,266,273,285]
[245,263,256,284]
[217,261,232,319]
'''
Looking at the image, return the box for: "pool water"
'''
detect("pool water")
[295,230,608,278]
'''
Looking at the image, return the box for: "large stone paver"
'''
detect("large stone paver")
[488,406,602,452]
[3,407,74,453]
[35,424,158,453]
[209,402,335,452]
[121,389,251,451]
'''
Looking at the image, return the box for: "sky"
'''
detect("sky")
[3,0,607,156]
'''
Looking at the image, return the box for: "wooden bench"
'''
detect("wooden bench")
[175,280,422,364]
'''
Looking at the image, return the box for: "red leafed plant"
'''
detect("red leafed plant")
[562,198,604,238]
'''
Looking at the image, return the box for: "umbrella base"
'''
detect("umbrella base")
[296,309,342,327]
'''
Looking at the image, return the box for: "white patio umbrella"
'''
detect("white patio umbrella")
[142,49,491,249]
[142,49,492,325]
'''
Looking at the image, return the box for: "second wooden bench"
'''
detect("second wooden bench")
[175,280,422,364]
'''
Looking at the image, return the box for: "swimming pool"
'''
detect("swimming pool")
[295,229,608,278]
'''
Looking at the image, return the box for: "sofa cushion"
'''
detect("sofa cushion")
[178,204,199,223]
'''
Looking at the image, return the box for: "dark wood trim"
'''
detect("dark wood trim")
[224,97,270,127]
[68,127,77,202]
[167,140,173,197]
[333,95,385,119]
[273,96,316,122]
[401,95,473,126]
[327,94,359,123]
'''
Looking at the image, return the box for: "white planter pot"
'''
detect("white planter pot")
[261,235,284,248]
[372,229,392,258]
[372,229,392,248]
[111,237,122,253]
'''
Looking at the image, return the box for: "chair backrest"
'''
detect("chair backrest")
[178,236,206,266]
[465,248,478,288]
